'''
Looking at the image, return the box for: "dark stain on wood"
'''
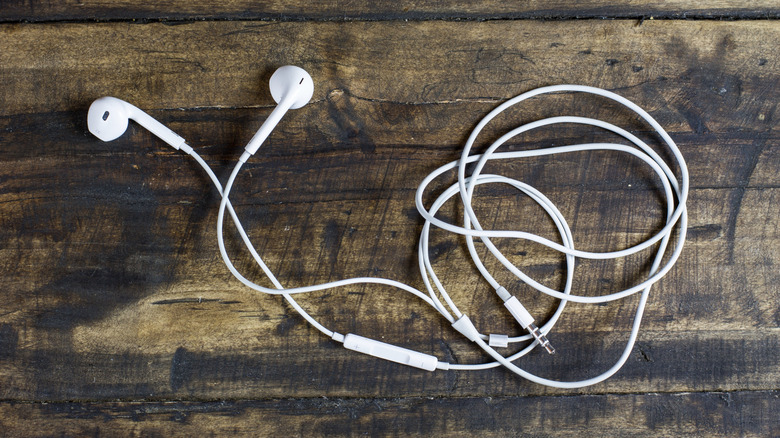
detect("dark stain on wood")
[327,89,377,154]
[275,313,299,336]
[0,391,776,436]
[152,298,225,305]
[0,324,18,359]
[170,347,190,392]
[687,224,722,241]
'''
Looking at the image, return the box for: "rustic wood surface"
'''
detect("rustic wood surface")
[2,0,779,21]
[0,3,778,437]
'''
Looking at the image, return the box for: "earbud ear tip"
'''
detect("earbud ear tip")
[88,97,129,141]
[269,65,314,109]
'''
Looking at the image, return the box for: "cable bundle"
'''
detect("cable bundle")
[190,84,687,388]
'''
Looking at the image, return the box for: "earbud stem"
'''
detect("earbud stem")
[244,94,296,156]
[127,104,186,150]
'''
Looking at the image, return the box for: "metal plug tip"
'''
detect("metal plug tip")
[528,323,556,355]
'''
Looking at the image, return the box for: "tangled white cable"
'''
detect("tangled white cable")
[89,73,688,389]
[413,85,688,387]
[211,84,688,388]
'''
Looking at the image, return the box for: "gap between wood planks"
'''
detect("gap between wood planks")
[0,388,777,404]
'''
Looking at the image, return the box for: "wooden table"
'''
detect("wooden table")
[1,2,778,436]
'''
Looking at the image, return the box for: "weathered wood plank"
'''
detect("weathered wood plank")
[1,329,777,399]
[1,1,778,22]
[1,20,777,128]
[1,392,778,437]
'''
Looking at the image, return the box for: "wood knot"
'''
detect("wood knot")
[328,88,345,101]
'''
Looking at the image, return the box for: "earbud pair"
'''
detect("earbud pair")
[87,66,687,389]
[88,65,314,155]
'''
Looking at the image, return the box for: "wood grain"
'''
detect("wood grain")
[0,15,778,436]
[2,20,778,121]
[2,0,779,22]
[1,391,778,436]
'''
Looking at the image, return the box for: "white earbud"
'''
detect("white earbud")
[87,96,186,150]
[243,65,313,156]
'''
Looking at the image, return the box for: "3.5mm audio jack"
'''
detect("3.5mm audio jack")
[496,286,556,355]
[526,322,556,354]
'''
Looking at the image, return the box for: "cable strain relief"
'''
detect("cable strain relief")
[504,296,535,328]
[496,286,511,301]
[452,315,480,342]
[488,333,509,348]
[238,150,251,164]
[331,332,345,343]
[436,362,450,371]
[179,143,193,154]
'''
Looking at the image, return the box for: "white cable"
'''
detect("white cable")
[415,85,686,386]
[418,143,680,303]
[192,84,686,388]
[187,149,335,337]
[213,155,448,317]
[418,171,576,342]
